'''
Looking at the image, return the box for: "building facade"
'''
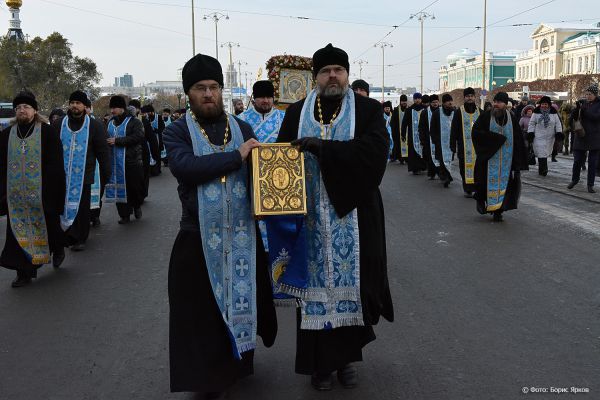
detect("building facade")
[114,73,134,88]
[439,48,518,92]
[515,23,600,82]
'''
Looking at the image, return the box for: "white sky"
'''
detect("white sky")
[1,0,599,91]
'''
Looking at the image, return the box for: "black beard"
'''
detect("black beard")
[192,101,224,120]
[69,109,84,119]
[255,104,272,114]
[493,109,506,120]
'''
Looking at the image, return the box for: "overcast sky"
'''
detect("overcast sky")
[1,0,598,91]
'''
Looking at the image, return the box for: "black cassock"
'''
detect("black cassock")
[418,106,439,178]
[163,114,277,393]
[449,103,482,194]
[472,110,528,212]
[277,93,394,375]
[401,104,427,173]
[0,122,65,276]
[390,106,408,162]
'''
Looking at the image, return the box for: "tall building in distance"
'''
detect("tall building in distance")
[114,73,134,88]
[225,64,238,89]
[5,0,25,41]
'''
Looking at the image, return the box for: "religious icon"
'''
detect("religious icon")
[279,69,313,104]
[251,143,307,216]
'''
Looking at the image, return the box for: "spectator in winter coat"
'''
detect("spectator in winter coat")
[527,96,563,176]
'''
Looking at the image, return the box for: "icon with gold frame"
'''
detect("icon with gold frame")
[251,143,307,216]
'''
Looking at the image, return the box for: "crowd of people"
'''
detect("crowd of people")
[1,40,598,400]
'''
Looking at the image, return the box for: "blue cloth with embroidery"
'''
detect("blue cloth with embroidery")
[186,111,257,360]
[60,115,91,229]
[487,111,514,212]
[296,88,364,330]
[90,161,101,209]
[105,117,130,203]
[412,109,423,156]
[264,215,308,302]
[383,113,394,157]
[440,110,454,168]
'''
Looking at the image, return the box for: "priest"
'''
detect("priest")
[450,87,481,197]
[419,94,440,179]
[382,100,394,160]
[277,43,394,391]
[430,94,456,187]
[472,92,528,222]
[141,104,164,176]
[163,53,277,398]
[391,94,409,164]
[54,90,111,251]
[238,80,285,253]
[401,93,427,174]
[0,91,66,287]
[105,95,146,224]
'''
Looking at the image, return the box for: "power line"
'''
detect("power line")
[119,0,399,28]
[351,0,441,61]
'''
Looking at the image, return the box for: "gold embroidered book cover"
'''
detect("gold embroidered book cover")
[251,143,307,216]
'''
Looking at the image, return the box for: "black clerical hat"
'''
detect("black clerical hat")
[141,104,155,113]
[253,80,275,98]
[182,53,224,94]
[351,79,370,95]
[463,87,475,96]
[442,93,453,103]
[312,44,350,77]
[493,92,509,104]
[383,101,392,108]
[109,95,126,109]
[422,95,430,103]
[429,94,439,102]
[13,90,38,111]
[69,90,89,105]
[400,94,408,101]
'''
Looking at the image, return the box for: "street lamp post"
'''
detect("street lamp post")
[410,11,435,93]
[203,12,229,59]
[353,59,368,79]
[221,41,240,112]
[374,43,392,102]
[481,0,488,108]
[191,0,196,56]
[237,60,248,95]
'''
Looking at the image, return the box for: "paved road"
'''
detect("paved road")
[0,162,598,400]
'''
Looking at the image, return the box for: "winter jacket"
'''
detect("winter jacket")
[571,97,600,151]
[528,107,562,158]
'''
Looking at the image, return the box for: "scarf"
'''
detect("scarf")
[186,111,257,359]
[60,115,90,229]
[7,122,50,265]
[540,109,550,128]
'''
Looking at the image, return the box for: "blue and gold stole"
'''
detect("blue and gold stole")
[186,112,257,359]
[383,113,393,156]
[461,106,479,184]
[440,109,455,168]
[399,109,408,157]
[487,111,514,212]
[412,108,423,156]
[427,107,440,167]
[297,88,364,330]
[7,123,50,265]
[239,106,285,143]
[105,117,130,203]
[161,116,171,159]
[90,161,101,209]
[60,115,90,229]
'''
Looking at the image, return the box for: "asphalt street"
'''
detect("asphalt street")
[0,160,599,400]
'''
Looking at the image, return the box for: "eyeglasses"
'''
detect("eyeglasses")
[14,104,33,111]
[191,84,222,94]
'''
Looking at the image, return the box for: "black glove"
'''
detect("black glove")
[291,137,322,157]
[527,132,535,142]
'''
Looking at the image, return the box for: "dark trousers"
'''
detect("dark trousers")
[116,165,145,218]
[90,184,105,221]
[572,150,600,187]
[538,158,548,175]
[65,184,91,246]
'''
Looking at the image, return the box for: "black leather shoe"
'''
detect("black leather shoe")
[476,200,486,215]
[337,364,358,389]
[118,216,130,224]
[551,156,558,162]
[91,217,101,228]
[53,251,65,268]
[443,179,451,188]
[11,276,32,288]
[134,207,142,219]
[311,373,333,391]
[464,191,473,198]
[567,181,578,189]
[493,212,503,222]
[587,186,596,193]
[70,243,85,252]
